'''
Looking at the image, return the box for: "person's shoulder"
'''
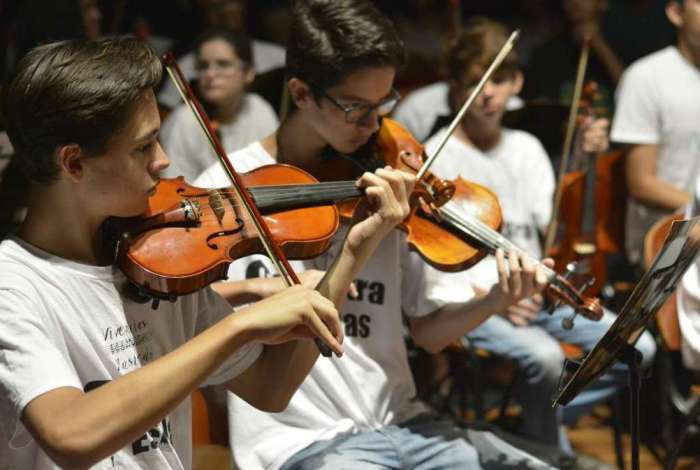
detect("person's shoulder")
[162,104,195,128]
[0,239,46,293]
[251,39,285,55]
[401,81,449,107]
[502,128,546,149]
[194,141,274,187]
[624,46,677,79]
[244,93,278,116]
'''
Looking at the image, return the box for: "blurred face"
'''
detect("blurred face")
[79,0,102,40]
[80,90,169,217]
[668,0,700,55]
[196,39,252,106]
[207,0,245,32]
[294,67,397,154]
[451,66,523,125]
[563,0,606,23]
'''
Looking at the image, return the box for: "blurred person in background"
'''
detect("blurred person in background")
[524,0,624,111]
[160,29,278,181]
[158,0,285,111]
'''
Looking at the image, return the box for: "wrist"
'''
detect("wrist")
[252,277,284,299]
[226,306,261,346]
[483,289,510,314]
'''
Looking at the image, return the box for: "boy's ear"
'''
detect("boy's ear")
[56,144,84,183]
[512,70,524,95]
[666,1,683,29]
[288,78,315,110]
[243,66,256,86]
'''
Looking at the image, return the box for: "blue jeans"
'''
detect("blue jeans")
[465,307,657,453]
[280,414,555,470]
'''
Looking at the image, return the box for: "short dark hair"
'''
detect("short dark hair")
[3,37,162,183]
[195,29,253,67]
[286,0,405,92]
[446,17,519,83]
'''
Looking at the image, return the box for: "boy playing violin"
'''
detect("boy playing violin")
[195,1,562,468]
[422,17,656,457]
[0,37,414,469]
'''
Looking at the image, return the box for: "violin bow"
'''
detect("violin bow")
[543,36,591,253]
[162,54,333,356]
[416,29,520,182]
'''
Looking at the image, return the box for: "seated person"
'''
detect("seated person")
[207,1,567,468]
[0,36,411,469]
[158,0,285,111]
[160,29,278,181]
[422,17,656,456]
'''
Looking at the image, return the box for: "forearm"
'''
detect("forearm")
[628,176,690,211]
[212,277,283,306]
[240,229,393,403]
[410,293,505,354]
[24,313,253,468]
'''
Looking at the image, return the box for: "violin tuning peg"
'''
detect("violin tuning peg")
[561,312,578,330]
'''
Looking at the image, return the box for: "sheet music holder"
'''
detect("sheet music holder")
[553,216,700,406]
[551,216,700,470]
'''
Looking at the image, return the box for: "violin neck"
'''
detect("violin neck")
[439,201,557,280]
[249,181,363,213]
[580,154,598,240]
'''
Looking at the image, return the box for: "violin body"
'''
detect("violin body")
[368,119,602,321]
[110,165,340,298]
[406,178,502,272]
[549,149,626,295]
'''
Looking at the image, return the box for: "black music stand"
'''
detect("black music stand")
[552,216,700,470]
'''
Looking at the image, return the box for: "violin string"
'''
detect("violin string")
[440,202,557,281]
[439,203,593,312]
[186,181,361,206]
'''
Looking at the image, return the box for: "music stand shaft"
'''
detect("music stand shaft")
[618,343,644,470]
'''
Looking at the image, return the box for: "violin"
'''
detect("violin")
[546,82,626,296]
[105,164,360,300]
[315,118,603,322]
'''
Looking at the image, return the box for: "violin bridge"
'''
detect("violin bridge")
[208,190,226,224]
[181,199,200,224]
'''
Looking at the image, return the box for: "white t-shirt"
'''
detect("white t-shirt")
[161,93,279,182]
[158,41,286,109]
[678,177,700,370]
[210,143,475,470]
[393,81,524,143]
[424,127,554,291]
[611,46,700,264]
[0,238,262,470]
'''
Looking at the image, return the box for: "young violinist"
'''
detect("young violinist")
[611,0,700,266]
[196,1,564,468]
[0,37,414,469]
[421,18,656,456]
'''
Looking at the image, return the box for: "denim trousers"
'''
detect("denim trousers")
[280,414,556,470]
[465,306,657,453]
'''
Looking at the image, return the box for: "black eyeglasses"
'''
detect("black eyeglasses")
[317,88,401,124]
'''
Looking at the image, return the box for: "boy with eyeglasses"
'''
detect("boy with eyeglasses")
[194,1,564,469]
